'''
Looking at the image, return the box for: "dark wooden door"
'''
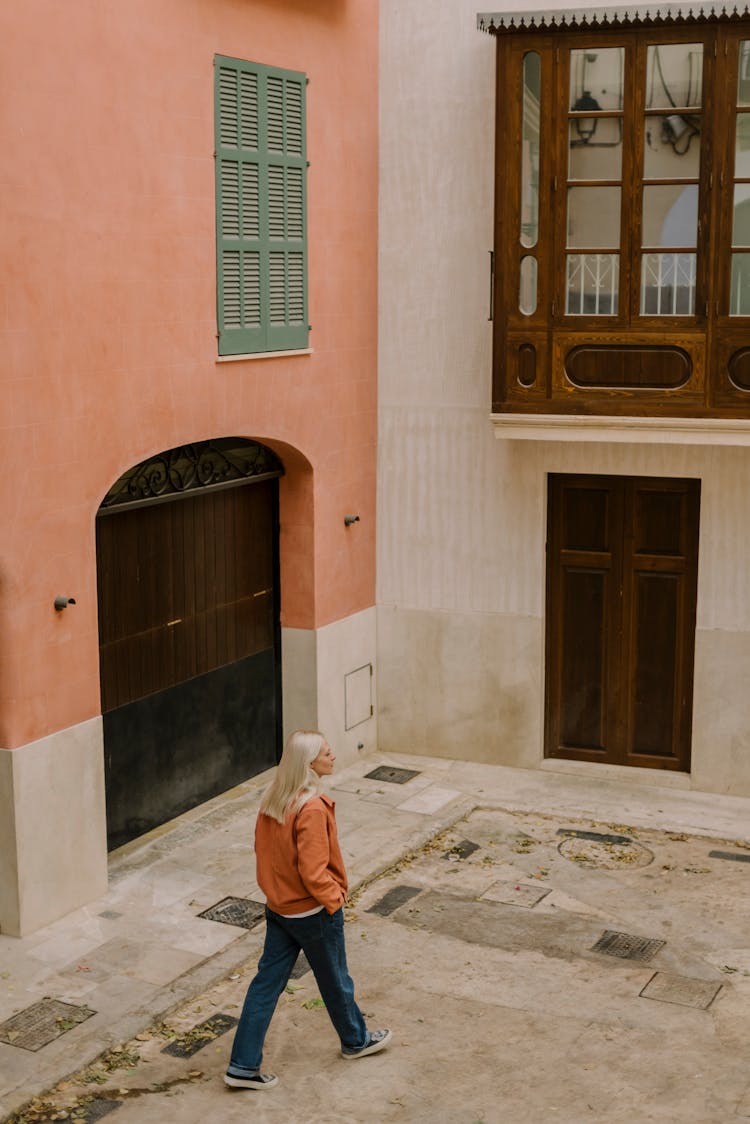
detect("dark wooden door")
[96,480,281,849]
[545,474,700,771]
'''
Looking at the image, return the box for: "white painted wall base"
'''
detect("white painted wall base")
[0,718,107,938]
[376,605,750,799]
[691,628,750,796]
[377,604,542,765]
[282,607,377,770]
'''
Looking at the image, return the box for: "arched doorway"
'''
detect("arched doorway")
[96,438,283,850]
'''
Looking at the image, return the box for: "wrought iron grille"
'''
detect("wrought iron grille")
[100,438,283,511]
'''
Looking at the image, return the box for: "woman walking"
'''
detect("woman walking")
[224,730,392,1090]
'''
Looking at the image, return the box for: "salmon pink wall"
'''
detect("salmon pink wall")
[0,0,378,748]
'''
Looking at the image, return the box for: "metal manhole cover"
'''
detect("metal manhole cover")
[640,972,722,1009]
[708,849,750,863]
[198,897,265,929]
[558,835,653,869]
[364,766,421,785]
[162,1013,238,1057]
[443,839,480,861]
[367,885,423,916]
[591,929,666,962]
[480,881,551,908]
[0,998,96,1051]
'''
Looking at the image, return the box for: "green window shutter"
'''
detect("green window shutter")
[215,57,308,356]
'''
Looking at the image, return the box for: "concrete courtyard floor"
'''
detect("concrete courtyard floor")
[4,753,750,1122]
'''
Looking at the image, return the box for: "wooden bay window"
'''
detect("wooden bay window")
[491,15,750,417]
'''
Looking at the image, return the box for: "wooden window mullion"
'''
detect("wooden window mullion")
[625,36,644,326]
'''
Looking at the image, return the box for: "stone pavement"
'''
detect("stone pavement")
[3,751,750,1122]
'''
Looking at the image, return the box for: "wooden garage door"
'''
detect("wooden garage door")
[97,478,280,849]
[545,474,700,771]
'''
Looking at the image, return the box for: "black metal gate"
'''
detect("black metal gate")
[96,440,282,850]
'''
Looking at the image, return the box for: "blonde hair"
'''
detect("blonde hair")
[259,730,326,823]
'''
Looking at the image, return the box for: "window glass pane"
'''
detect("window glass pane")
[644,114,701,179]
[568,120,622,180]
[569,48,624,111]
[730,253,750,314]
[642,184,698,247]
[733,184,750,246]
[566,254,619,315]
[646,44,703,109]
[521,52,541,248]
[640,253,696,314]
[567,187,621,248]
[738,41,750,106]
[735,114,750,177]
[519,256,538,315]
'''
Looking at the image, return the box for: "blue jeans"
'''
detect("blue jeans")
[227,906,368,1074]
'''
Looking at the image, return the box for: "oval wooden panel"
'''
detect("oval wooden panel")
[565,346,691,389]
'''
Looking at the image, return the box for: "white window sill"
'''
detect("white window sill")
[490,412,750,447]
[217,348,313,363]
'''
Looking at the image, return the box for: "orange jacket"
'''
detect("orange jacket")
[255,794,348,916]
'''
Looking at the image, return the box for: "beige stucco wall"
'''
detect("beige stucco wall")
[0,718,107,937]
[377,0,750,795]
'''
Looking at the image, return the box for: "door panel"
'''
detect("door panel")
[560,568,608,751]
[631,572,678,758]
[546,474,699,771]
[97,479,280,850]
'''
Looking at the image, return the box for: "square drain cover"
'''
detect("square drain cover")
[481,881,551,908]
[0,998,96,1052]
[591,930,666,962]
[78,1099,122,1121]
[443,839,480,861]
[162,1013,238,1057]
[640,972,722,1009]
[198,897,265,929]
[708,849,750,864]
[365,766,421,785]
[367,885,422,916]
